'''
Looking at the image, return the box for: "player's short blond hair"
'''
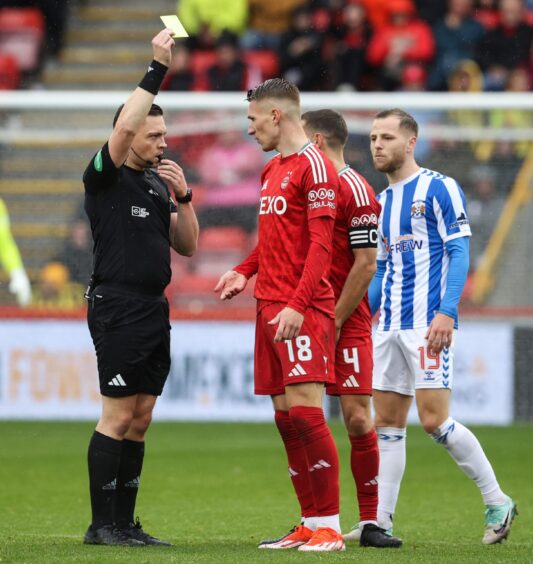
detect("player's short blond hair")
[375,108,418,137]
[246,78,300,106]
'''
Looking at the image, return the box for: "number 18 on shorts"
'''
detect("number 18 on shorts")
[254,302,336,395]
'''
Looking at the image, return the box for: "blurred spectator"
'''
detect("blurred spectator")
[39,0,69,57]
[474,0,501,28]
[332,2,373,91]
[414,0,449,24]
[476,0,532,90]
[507,63,532,89]
[486,133,525,189]
[242,0,308,50]
[485,68,533,158]
[2,0,69,58]
[428,0,485,91]
[206,30,246,91]
[177,0,248,49]
[366,0,435,90]
[447,59,490,159]
[279,5,326,90]
[55,215,93,286]
[448,57,484,91]
[0,196,31,306]
[400,62,428,90]
[32,261,84,309]
[197,129,263,234]
[424,139,477,188]
[357,0,393,29]
[162,43,195,91]
[466,163,505,267]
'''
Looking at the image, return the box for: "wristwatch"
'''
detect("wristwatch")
[176,187,192,203]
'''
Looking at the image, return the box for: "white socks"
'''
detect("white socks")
[376,427,407,529]
[430,417,507,506]
[305,515,341,533]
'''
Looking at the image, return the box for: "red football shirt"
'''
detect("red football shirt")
[330,166,381,336]
[236,142,339,316]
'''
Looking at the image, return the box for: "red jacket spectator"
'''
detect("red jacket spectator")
[357,0,391,29]
[366,0,435,68]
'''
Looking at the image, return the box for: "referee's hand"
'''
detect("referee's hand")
[157,159,187,199]
[152,28,175,67]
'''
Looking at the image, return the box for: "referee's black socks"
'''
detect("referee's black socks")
[114,438,145,528]
[87,431,122,529]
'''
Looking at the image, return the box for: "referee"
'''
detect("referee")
[82,29,198,546]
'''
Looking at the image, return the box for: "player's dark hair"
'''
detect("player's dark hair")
[246,78,300,105]
[374,108,418,136]
[301,109,348,148]
[112,103,164,128]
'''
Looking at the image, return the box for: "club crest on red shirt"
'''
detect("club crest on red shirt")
[281,171,292,190]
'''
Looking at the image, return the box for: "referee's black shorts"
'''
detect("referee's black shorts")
[87,284,171,398]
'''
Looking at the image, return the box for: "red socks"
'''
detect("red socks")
[289,406,340,516]
[349,429,379,522]
[274,410,316,517]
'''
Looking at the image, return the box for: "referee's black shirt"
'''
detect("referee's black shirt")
[83,142,177,295]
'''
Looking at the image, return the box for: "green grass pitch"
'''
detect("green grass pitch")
[0,421,531,563]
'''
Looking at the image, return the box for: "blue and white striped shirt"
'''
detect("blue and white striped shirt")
[376,168,471,331]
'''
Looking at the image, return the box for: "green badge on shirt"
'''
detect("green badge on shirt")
[94,150,103,172]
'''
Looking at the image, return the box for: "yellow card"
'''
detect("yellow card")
[160,15,189,38]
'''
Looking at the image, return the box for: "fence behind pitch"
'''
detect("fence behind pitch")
[0,91,532,315]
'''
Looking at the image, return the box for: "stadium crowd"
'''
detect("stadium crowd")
[162,0,533,94]
[0,0,531,309]
[0,0,532,93]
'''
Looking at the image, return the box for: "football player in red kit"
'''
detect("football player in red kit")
[302,109,401,548]
[215,79,344,552]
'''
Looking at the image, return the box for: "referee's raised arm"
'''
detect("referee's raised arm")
[108,29,175,167]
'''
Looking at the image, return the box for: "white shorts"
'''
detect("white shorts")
[373,328,454,396]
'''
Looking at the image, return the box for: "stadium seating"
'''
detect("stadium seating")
[0,52,20,89]
[163,225,256,310]
[194,226,250,276]
[244,50,279,80]
[0,7,45,73]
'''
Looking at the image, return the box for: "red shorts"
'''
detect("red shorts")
[327,332,373,396]
[254,302,336,395]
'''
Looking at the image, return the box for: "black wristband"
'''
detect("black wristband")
[138,59,168,95]
[176,187,192,203]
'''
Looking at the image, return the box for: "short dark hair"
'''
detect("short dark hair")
[246,78,300,105]
[374,108,418,136]
[301,109,348,148]
[112,103,163,128]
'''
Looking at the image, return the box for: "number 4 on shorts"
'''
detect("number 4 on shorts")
[343,347,359,372]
